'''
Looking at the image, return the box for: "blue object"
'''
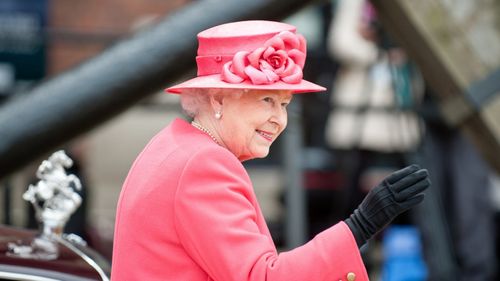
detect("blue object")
[381,225,427,281]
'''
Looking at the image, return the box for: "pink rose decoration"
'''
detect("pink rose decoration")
[221,31,307,85]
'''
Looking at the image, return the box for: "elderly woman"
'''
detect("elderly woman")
[111,20,429,281]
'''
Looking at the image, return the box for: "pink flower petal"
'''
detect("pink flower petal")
[232,51,249,78]
[265,36,285,50]
[288,49,306,68]
[247,47,265,68]
[221,62,245,83]
[279,31,300,49]
[280,57,296,77]
[262,47,276,59]
[244,65,268,85]
[260,60,273,71]
[297,34,307,53]
[281,65,302,84]
[273,64,285,75]
[262,69,280,83]
[274,49,287,57]
[274,50,287,64]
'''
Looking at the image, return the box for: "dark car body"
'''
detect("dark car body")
[0,225,111,281]
[0,225,110,281]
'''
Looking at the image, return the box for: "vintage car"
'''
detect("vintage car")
[0,151,111,280]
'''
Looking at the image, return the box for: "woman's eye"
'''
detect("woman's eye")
[263,97,273,103]
[281,102,289,108]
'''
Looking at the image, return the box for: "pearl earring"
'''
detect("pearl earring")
[215,111,222,119]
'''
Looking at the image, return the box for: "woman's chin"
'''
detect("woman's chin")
[254,148,270,159]
[239,149,270,162]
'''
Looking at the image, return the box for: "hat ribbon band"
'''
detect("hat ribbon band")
[196,55,233,76]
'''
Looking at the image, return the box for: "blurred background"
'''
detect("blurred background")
[0,0,499,280]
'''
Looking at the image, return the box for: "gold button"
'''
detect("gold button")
[347,272,356,281]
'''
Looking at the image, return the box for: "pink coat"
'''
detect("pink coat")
[111,118,369,281]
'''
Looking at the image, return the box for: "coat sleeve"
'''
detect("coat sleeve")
[173,147,369,281]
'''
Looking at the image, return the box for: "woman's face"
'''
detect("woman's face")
[218,90,292,161]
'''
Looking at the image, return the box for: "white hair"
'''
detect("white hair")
[180,88,245,118]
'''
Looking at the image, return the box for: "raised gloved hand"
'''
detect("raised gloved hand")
[345,164,430,247]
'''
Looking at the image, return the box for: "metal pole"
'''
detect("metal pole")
[2,179,11,224]
[282,96,307,248]
[0,0,324,179]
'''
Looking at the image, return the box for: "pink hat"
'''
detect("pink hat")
[165,20,326,94]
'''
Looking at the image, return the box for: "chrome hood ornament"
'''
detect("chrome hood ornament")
[8,150,82,260]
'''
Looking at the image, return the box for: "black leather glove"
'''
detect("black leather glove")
[345,164,430,247]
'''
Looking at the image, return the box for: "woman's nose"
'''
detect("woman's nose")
[270,106,287,128]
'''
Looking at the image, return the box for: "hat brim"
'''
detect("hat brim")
[165,74,326,94]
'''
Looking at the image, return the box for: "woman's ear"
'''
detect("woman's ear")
[209,92,224,114]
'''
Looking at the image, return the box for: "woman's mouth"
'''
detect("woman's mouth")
[256,130,273,142]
